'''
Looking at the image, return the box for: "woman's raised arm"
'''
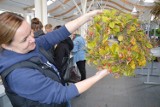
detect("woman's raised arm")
[65,10,102,33]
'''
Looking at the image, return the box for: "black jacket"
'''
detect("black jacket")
[54,37,73,76]
[34,30,45,38]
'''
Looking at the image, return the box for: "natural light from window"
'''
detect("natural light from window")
[0,10,5,14]
[47,0,56,6]
[144,0,154,3]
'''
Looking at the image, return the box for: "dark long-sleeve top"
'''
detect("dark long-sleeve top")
[54,37,73,73]
[0,26,79,104]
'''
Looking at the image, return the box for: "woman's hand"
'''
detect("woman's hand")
[87,10,103,21]
[75,69,110,94]
[65,10,103,33]
[96,69,110,79]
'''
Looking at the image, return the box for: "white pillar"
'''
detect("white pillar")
[41,0,48,26]
[80,0,88,38]
[34,0,48,26]
[34,0,42,20]
[25,12,35,24]
[26,14,31,24]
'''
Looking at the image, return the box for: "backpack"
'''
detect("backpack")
[63,57,81,83]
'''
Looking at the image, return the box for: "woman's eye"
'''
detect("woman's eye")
[23,38,27,42]
[21,37,27,43]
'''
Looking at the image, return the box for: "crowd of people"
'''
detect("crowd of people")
[31,17,87,81]
[0,10,110,107]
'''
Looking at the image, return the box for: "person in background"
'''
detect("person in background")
[0,10,110,107]
[53,25,62,30]
[31,17,45,38]
[72,34,86,81]
[45,23,53,33]
[53,25,74,78]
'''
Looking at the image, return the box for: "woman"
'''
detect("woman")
[72,34,86,81]
[53,25,74,78]
[45,23,53,33]
[0,10,110,107]
[31,17,45,38]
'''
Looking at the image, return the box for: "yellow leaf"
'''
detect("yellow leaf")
[130,37,136,45]
[109,22,115,28]
[130,26,136,31]
[99,48,106,55]
[94,16,101,22]
[118,35,123,41]
[87,42,95,49]
[138,59,146,66]
[102,16,109,22]
[95,23,101,32]
[130,61,135,69]
[146,43,153,48]
[127,30,131,34]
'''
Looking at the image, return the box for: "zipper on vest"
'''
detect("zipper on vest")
[45,61,61,80]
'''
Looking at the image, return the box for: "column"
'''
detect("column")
[34,0,48,26]
[80,0,88,38]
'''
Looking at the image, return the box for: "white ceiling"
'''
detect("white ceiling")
[0,0,156,21]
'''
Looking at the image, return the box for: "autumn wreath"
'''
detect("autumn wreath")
[86,9,153,76]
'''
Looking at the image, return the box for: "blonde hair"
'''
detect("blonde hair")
[0,12,24,46]
[45,24,52,29]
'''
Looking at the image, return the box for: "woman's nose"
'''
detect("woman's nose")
[28,35,35,43]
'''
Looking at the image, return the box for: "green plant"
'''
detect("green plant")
[150,1,160,19]
[150,29,154,36]
[86,9,153,77]
[156,28,160,36]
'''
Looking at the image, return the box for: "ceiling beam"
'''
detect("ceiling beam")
[72,0,82,14]
[48,0,70,13]
[87,0,95,12]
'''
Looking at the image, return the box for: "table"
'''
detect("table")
[144,47,160,85]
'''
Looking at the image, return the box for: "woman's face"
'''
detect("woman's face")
[7,20,36,54]
[46,28,52,33]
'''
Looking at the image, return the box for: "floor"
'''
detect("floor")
[71,62,160,107]
[0,62,160,107]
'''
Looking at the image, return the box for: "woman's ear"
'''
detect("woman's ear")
[1,44,6,48]
[1,44,12,50]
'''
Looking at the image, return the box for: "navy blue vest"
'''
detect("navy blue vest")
[1,57,67,107]
[0,47,67,107]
